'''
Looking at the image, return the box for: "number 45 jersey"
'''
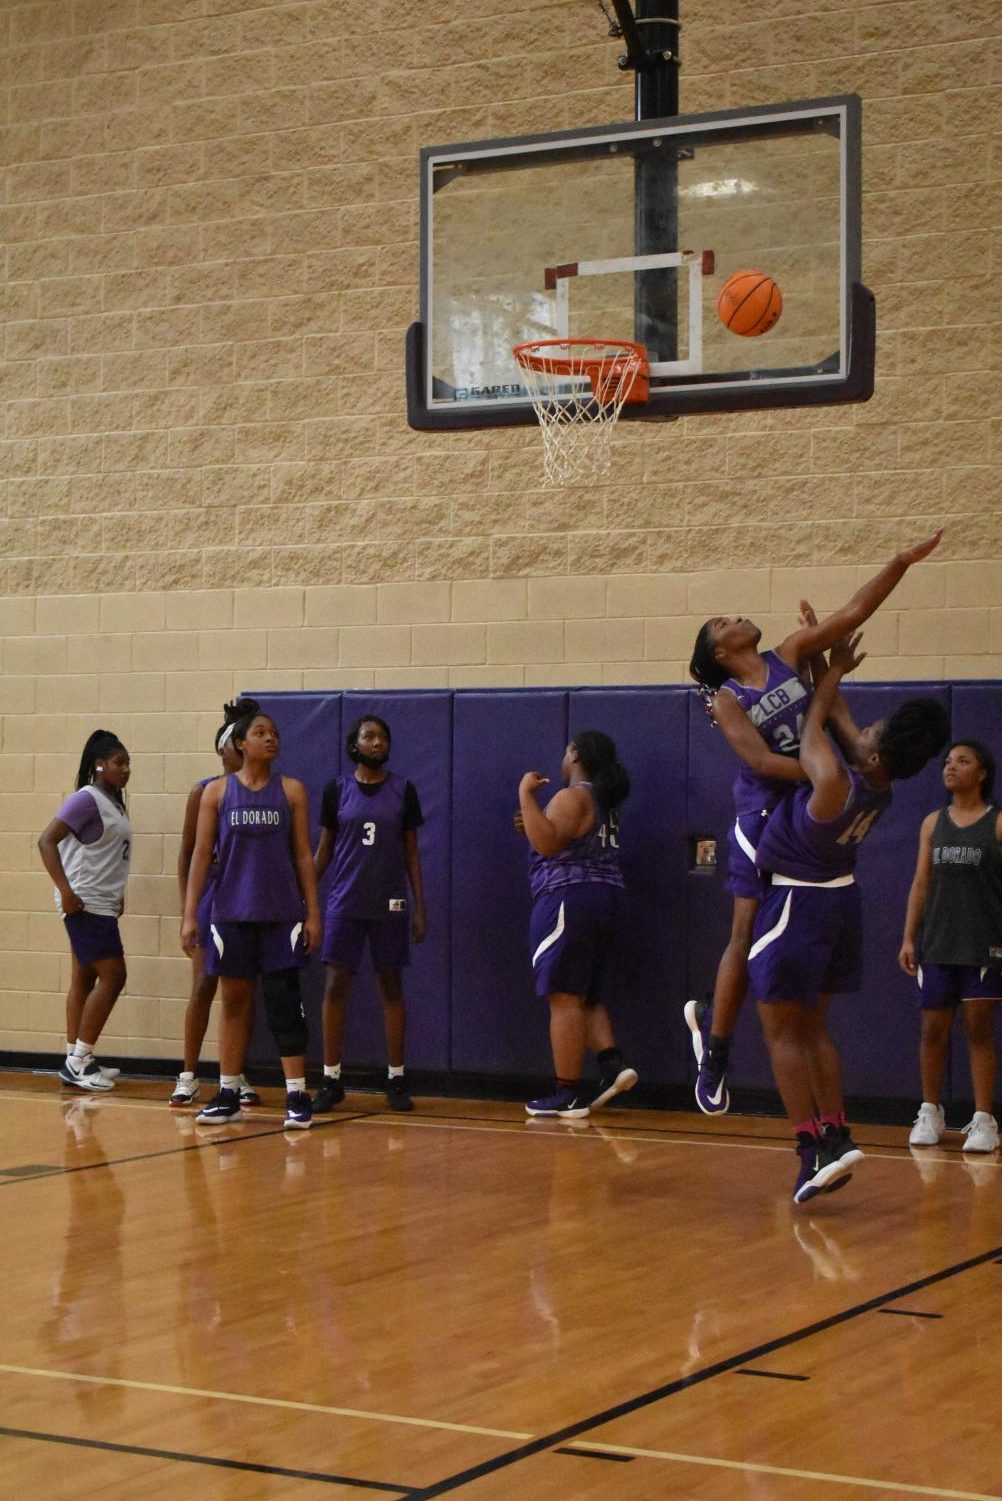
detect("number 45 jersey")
[320,773,423,919]
[721,649,812,817]
[755,768,892,883]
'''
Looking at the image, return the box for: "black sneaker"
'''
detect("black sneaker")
[195,1087,243,1125]
[822,1122,864,1168]
[313,1077,345,1112]
[590,1064,638,1111]
[284,1091,313,1130]
[386,1076,413,1112]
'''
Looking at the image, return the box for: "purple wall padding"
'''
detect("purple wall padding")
[450,691,567,1075]
[569,689,691,1081]
[240,683,1001,1108]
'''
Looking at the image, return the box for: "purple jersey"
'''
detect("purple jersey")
[321,772,422,921]
[756,768,892,883]
[720,649,812,817]
[529,785,625,900]
[212,774,303,923]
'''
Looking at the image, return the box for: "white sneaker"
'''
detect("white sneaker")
[169,1074,199,1107]
[908,1101,945,1146]
[961,1112,999,1153]
[67,1053,119,1081]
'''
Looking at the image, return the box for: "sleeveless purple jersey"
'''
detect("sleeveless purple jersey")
[720,649,812,816]
[212,774,303,922]
[529,785,625,899]
[323,772,417,920]
[755,768,892,882]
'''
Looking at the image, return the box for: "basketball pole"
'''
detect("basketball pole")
[609,0,681,369]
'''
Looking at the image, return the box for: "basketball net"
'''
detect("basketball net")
[512,338,649,486]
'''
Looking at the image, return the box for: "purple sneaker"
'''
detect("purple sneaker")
[525,1087,590,1119]
[793,1135,853,1204]
[685,1001,730,1114]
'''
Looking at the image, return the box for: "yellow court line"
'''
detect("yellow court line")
[0,1362,531,1442]
[576,1440,1002,1500]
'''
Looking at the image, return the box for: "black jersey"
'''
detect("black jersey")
[920,805,1002,967]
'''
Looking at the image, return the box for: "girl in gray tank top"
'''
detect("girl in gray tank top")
[900,740,1002,1154]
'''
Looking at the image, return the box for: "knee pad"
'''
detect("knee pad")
[261,968,308,1056]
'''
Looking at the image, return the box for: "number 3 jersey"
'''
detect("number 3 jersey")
[320,772,423,919]
[755,768,892,882]
[720,649,812,817]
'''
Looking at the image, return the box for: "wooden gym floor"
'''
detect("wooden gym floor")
[0,1069,999,1499]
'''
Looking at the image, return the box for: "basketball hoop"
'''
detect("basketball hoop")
[512,338,649,486]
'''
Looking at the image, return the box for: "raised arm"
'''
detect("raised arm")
[799,634,867,820]
[518,772,594,857]
[899,811,936,976]
[776,529,942,668]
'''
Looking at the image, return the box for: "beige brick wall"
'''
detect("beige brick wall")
[1,1,1000,1062]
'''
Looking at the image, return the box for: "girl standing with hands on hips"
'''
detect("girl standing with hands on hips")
[38,730,132,1092]
[181,707,321,1129]
[900,740,1002,1154]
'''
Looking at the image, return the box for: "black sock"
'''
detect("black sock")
[596,1047,623,1069]
[706,1034,730,1064]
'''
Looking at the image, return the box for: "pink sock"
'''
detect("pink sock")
[819,1111,845,1131]
[794,1119,818,1138]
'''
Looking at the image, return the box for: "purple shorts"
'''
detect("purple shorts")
[916,963,1002,1009]
[530,882,626,1000]
[322,911,409,973]
[64,911,124,966]
[205,919,306,979]
[726,811,769,901]
[748,879,862,1004]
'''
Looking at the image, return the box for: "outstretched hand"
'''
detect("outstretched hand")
[898,528,943,566]
[828,631,866,675]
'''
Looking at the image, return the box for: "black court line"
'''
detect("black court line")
[0,1424,408,1491]
[406,1241,1002,1498]
[879,1308,943,1319]
[556,1446,634,1462]
[736,1369,809,1382]
[0,1110,377,1186]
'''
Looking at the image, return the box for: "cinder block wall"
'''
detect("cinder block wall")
[1,1,999,1064]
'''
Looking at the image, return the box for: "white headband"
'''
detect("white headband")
[217,724,236,750]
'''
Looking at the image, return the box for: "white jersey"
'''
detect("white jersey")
[54,785,132,917]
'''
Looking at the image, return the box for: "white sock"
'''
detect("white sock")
[286,1077,306,1094]
[72,1040,93,1063]
[324,1064,341,1079]
[220,1074,241,1092]
[177,1071,195,1083]
[388,1065,405,1080]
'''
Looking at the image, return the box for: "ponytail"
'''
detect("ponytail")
[76,729,127,801]
[570,729,630,812]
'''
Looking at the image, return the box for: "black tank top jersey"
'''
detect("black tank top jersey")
[920,805,1002,968]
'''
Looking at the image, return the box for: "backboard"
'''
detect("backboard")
[406,96,873,431]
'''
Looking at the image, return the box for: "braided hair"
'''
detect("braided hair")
[75,729,128,803]
[215,697,261,753]
[689,620,729,720]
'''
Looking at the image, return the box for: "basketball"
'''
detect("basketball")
[716,270,783,336]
